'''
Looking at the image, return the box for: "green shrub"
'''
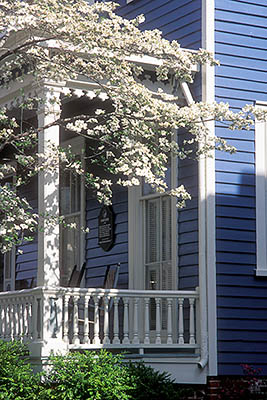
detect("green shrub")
[0,340,39,400]
[126,361,192,400]
[40,350,134,400]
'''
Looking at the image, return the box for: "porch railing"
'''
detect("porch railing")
[0,287,199,352]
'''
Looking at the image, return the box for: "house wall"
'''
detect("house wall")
[118,0,202,291]
[85,188,128,289]
[214,0,267,375]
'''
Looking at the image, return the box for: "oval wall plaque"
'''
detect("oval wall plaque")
[98,205,114,251]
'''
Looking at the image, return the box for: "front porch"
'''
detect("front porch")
[0,286,206,382]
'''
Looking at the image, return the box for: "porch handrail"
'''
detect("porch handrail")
[0,286,200,353]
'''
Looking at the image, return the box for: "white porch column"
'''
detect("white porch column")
[37,87,61,287]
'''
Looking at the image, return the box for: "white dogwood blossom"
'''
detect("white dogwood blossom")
[0,0,266,251]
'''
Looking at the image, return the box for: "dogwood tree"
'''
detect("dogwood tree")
[0,0,266,252]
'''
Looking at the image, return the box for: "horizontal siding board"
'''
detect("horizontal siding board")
[216,240,255,253]
[216,0,267,15]
[216,76,267,93]
[216,65,267,83]
[217,229,255,242]
[216,19,267,38]
[215,126,254,141]
[215,53,267,73]
[216,160,254,174]
[216,252,255,264]
[216,205,255,218]
[215,150,254,164]
[216,172,255,186]
[216,31,267,51]
[216,194,255,207]
[217,224,255,236]
[217,295,267,309]
[216,183,254,197]
[215,9,267,29]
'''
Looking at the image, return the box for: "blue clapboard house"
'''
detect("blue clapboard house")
[0,0,266,384]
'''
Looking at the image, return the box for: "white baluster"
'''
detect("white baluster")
[83,295,90,344]
[178,298,184,344]
[144,298,150,344]
[132,297,140,344]
[93,295,100,344]
[155,298,161,344]
[122,297,130,345]
[5,301,9,339]
[63,295,70,343]
[10,303,14,340]
[6,300,12,339]
[0,304,2,339]
[103,296,110,344]
[189,298,196,344]
[29,298,34,339]
[113,297,120,344]
[167,298,173,344]
[27,299,32,339]
[16,301,21,340]
[21,301,26,340]
[73,296,79,345]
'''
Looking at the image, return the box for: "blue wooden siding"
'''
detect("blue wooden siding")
[118,0,201,50]
[15,178,38,290]
[85,188,128,289]
[215,0,267,375]
[118,0,201,290]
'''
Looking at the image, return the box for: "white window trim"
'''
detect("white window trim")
[255,101,267,276]
[60,136,86,285]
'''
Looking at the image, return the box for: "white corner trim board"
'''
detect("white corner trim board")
[201,0,217,377]
[255,102,267,277]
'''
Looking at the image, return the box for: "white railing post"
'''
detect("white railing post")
[144,297,150,344]
[178,298,184,344]
[167,298,173,344]
[32,295,38,341]
[189,298,196,345]
[122,297,130,345]
[155,298,161,345]
[113,297,120,344]
[93,295,100,345]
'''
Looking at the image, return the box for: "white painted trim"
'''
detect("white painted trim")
[128,185,143,290]
[37,87,61,287]
[255,102,267,277]
[201,0,217,376]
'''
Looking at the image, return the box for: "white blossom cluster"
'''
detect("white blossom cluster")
[0,0,266,250]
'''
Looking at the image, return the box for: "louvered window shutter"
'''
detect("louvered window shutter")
[146,199,160,264]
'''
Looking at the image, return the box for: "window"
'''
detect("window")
[137,153,178,330]
[59,138,84,286]
[255,102,267,276]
